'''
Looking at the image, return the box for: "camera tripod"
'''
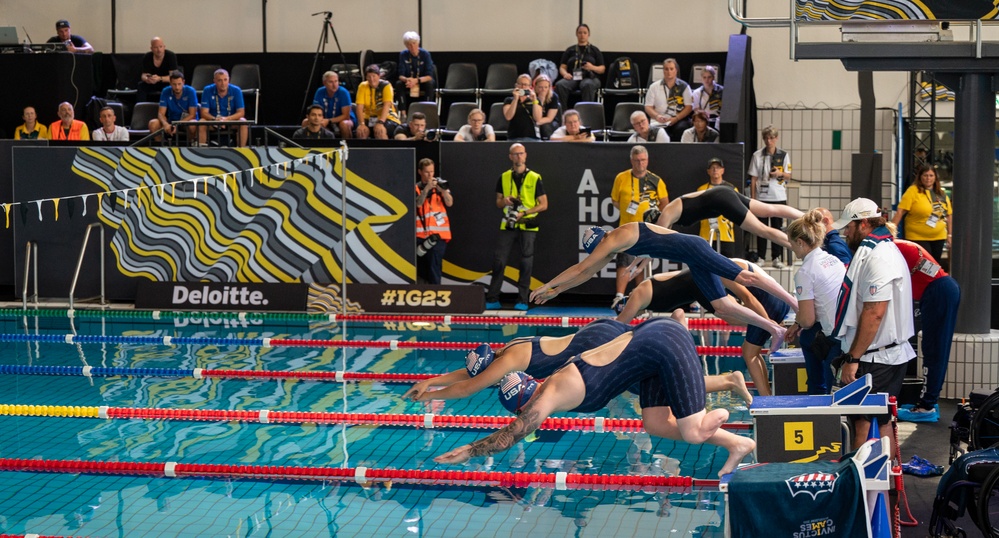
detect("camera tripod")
[301,11,352,116]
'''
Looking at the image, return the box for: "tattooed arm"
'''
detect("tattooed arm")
[434,388,556,464]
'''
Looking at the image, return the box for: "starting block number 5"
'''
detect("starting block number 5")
[784,422,814,451]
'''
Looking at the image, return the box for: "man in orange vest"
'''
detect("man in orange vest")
[48,102,90,141]
[415,158,453,284]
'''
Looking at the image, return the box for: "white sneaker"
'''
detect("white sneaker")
[611,293,625,310]
[772,259,784,269]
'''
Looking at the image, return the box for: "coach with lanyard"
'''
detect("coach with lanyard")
[831,198,915,453]
[554,24,605,108]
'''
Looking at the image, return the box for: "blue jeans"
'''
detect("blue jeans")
[799,324,841,395]
[917,275,960,407]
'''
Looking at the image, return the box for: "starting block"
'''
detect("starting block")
[769,348,807,395]
[750,374,888,462]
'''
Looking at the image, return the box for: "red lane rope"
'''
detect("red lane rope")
[0,457,722,491]
[326,313,743,330]
[202,370,438,382]
[266,338,746,356]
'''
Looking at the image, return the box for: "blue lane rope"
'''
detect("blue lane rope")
[0,334,264,346]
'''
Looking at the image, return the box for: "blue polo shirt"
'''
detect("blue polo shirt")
[159,85,199,122]
[312,85,356,123]
[201,84,245,117]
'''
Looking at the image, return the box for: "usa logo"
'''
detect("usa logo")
[869,285,878,296]
[795,286,803,296]
[785,472,838,500]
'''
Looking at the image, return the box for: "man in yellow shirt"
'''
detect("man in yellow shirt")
[609,145,668,308]
[697,157,739,257]
[354,65,401,139]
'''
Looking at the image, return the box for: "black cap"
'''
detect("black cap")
[707,157,724,168]
[56,20,70,29]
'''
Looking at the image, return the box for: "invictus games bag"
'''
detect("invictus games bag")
[727,460,868,537]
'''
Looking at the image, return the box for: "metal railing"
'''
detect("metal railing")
[69,223,107,310]
[21,242,38,310]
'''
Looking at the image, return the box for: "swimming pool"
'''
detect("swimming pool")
[0,312,751,537]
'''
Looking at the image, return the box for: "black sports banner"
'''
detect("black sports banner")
[136,281,310,311]
[795,0,999,20]
[310,283,485,314]
[441,142,744,295]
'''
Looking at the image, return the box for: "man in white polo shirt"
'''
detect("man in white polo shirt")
[830,198,915,452]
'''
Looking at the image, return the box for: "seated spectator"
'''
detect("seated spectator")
[47,20,93,54]
[48,102,90,141]
[503,74,539,141]
[293,105,335,140]
[680,110,720,143]
[627,110,669,143]
[550,109,595,142]
[149,70,199,143]
[14,106,48,140]
[394,111,430,140]
[454,108,495,142]
[309,71,354,138]
[137,37,178,103]
[532,74,562,140]
[396,31,436,111]
[91,106,129,142]
[645,58,693,141]
[554,24,605,106]
[692,65,723,130]
[355,65,401,140]
[199,68,248,147]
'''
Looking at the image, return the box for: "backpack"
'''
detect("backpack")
[529,58,558,83]
[613,57,635,89]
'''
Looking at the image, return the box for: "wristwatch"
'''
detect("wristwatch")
[832,352,860,370]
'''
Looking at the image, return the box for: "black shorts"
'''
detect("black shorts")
[857,361,908,425]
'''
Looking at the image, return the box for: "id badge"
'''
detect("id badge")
[626,200,640,215]
[434,213,446,226]
[368,118,378,128]
[915,257,940,277]
[708,217,719,230]
[572,69,583,81]
[758,183,769,195]
[925,214,940,228]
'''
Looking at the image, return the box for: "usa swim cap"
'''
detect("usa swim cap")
[581,226,606,254]
[465,344,495,377]
[498,372,539,414]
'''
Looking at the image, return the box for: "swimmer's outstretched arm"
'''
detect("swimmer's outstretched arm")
[403,370,470,401]
[434,394,556,464]
[531,233,624,304]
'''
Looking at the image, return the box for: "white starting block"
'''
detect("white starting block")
[769,348,807,395]
[750,374,889,462]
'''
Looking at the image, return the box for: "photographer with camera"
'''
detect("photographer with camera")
[503,74,540,141]
[485,144,549,311]
[550,109,596,142]
[394,111,436,141]
[609,145,668,309]
[415,158,452,285]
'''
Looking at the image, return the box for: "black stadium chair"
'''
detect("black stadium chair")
[128,102,160,140]
[407,101,440,130]
[479,63,518,99]
[603,57,642,101]
[438,63,479,107]
[442,102,478,140]
[191,64,221,96]
[573,102,607,141]
[487,102,508,140]
[607,102,646,141]
[231,64,261,123]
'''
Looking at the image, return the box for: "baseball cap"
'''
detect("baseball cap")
[707,157,724,168]
[831,198,881,229]
[56,20,70,29]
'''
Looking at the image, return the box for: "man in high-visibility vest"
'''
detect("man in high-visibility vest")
[415,158,453,284]
[485,143,549,311]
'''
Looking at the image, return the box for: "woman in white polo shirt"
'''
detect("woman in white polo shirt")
[785,209,846,394]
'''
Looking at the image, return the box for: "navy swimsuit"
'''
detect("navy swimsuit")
[521,318,632,379]
[565,318,705,418]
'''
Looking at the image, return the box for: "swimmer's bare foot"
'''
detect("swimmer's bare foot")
[727,371,753,406]
[719,436,756,477]
[670,308,687,329]
[768,325,787,354]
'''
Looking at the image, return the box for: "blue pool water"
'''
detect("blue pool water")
[0,313,751,537]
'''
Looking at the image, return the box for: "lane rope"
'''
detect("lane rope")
[0,403,753,433]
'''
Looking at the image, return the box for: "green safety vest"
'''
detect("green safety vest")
[500,169,542,231]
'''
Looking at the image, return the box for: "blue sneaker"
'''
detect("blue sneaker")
[485,301,502,310]
[897,404,939,423]
[514,302,529,311]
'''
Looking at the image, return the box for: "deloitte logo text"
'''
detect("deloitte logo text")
[172,285,269,306]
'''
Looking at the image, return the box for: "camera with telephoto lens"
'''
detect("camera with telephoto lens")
[435,177,449,190]
[424,129,439,142]
[417,233,440,257]
[643,206,661,224]
[503,197,523,229]
[518,89,531,96]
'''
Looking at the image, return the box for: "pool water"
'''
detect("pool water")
[0,314,751,537]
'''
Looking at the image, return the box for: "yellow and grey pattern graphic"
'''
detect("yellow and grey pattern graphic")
[795,0,999,20]
[70,148,412,283]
